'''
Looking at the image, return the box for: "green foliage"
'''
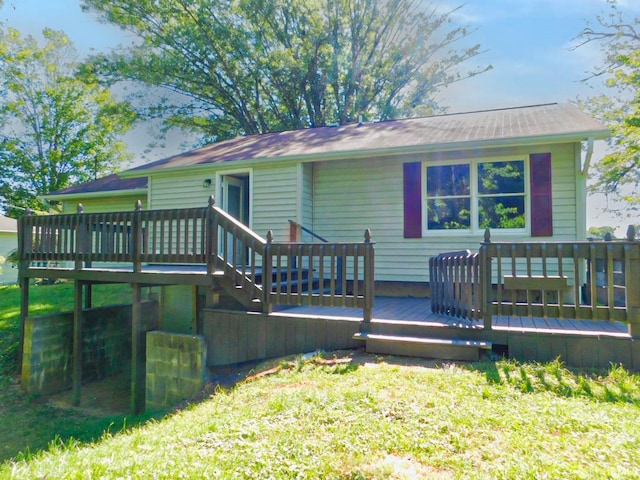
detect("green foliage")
[574,1,640,214]
[80,0,490,142]
[587,225,617,239]
[0,28,136,217]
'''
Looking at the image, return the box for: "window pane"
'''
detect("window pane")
[426,164,470,196]
[478,161,525,194]
[427,198,471,230]
[479,196,525,229]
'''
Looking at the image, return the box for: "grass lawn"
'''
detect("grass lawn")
[1,283,640,478]
[0,283,148,463]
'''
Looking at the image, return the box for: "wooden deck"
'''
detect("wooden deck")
[275,296,630,338]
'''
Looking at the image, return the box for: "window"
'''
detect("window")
[425,164,471,230]
[425,159,526,233]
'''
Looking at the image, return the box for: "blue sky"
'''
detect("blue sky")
[1,0,629,111]
[1,0,638,230]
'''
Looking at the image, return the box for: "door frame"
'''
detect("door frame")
[216,169,252,227]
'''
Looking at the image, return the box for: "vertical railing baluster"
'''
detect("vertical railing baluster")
[606,238,615,317]
[572,244,581,318]
[589,243,598,320]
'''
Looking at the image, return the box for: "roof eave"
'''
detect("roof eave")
[121,129,611,178]
[42,188,148,202]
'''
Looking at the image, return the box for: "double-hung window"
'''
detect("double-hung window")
[425,158,527,233]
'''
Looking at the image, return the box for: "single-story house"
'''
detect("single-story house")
[64,102,605,294]
[44,174,147,214]
[0,214,18,284]
[27,103,640,413]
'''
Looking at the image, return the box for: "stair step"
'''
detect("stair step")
[353,332,491,362]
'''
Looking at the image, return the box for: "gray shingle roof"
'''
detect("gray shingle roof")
[128,103,609,174]
[46,174,147,197]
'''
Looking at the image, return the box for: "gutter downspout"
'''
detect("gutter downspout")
[576,136,595,241]
[582,136,594,177]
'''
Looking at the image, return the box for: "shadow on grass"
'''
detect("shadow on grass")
[465,358,640,406]
[0,378,153,465]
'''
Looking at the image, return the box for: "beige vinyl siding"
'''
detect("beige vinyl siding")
[252,163,299,241]
[61,194,147,214]
[0,232,18,284]
[145,164,299,241]
[313,143,582,283]
[301,163,314,234]
[150,174,215,210]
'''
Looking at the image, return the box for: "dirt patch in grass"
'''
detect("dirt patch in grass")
[44,349,448,416]
[45,371,131,417]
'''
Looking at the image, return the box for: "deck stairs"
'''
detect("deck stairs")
[353,317,492,362]
[217,265,320,311]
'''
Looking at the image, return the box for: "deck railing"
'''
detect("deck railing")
[18,197,375,320]
[429,250,482,320]
[479,227,640,336]
[264,229,374,319]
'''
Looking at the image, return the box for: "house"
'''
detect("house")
[112,102,609,293]
[25,102,638,415]
[0,214,17,284]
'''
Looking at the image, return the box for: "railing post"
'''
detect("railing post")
[625,225,640,338]
[262,230,273,314]
[480,228,493,329]
[131,200,143,273]
[206,196,216,275]
[18,208,32,272]
[75,203,86,270]
[363,229,374,322]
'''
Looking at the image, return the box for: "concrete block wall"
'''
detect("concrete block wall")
[145,331,207,411]
[21,301,158,395]
[21,312,74,394]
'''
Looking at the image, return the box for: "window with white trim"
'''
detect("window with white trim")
[424,159,527,233]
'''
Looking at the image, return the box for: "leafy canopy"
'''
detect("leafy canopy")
[572,0,640,215]
[0,28,136,216]
[81,0,490,142]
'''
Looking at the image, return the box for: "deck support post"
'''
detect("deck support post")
[18,277,29,374]
[73,280,84,406]
[625,233,640,338]
[131,283,145,414]
[84,283,93,309]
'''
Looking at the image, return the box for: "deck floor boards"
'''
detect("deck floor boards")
[276,296,630,338]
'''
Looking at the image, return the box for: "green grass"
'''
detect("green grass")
[2,353,640,479]
[1,283,640,478]
[0,283,147,463]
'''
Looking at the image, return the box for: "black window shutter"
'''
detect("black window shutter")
[403,162,422,238]
[529,153,553,237]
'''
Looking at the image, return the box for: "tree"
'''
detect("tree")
[0,28,136,216]
[81,0,490,142]
[572,1,640,214]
